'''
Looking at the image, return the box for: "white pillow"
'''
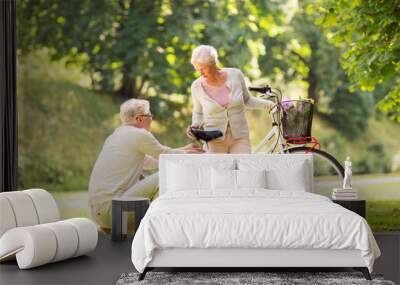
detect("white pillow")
[211,169,268,190]
[238,159,310,191]
[167,160,236,192]
[266,161,308,191]
[167,163,210,191]
[211,168,236,190]
[236,169,267,189]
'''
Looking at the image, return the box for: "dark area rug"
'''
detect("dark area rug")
[116,271,396,285]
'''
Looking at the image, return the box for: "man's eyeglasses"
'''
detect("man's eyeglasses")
[137,113,153,118]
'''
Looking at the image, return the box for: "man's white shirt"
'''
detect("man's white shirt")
[88,125,183,206]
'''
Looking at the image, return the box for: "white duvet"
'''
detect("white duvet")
[131,190,380,273]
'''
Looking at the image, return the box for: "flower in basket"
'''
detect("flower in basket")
[281,96,294,111]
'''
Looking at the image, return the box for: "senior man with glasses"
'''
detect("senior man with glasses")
[88,98,203,232]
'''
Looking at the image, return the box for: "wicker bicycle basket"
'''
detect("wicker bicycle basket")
[280,99,314,143]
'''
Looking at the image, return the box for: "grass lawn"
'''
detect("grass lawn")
[313,174,400,231]
[53,191,90,220]
[367,201,400,231]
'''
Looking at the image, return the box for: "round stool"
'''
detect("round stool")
[111,197,149,242]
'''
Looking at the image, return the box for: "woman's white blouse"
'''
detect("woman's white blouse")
[191,68,274,140]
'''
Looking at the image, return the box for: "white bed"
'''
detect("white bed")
[131,154,380,280]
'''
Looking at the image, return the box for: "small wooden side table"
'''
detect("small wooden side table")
[112,197,150,242]
[332,199,366,218]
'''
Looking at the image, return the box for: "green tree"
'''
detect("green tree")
[17,0,283,101]
[327,75,374,139]
[257,2,373,137]
[317,0,400,122]
[258,7,342,109]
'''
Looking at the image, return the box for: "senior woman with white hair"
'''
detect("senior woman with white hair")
[89,98,202,232]
[186,45,274,153]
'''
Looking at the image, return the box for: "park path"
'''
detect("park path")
[350,176,400,185]
[314,175,400,200]
[315,175,400,188]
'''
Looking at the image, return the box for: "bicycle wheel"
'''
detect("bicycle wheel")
[287,146,344,198]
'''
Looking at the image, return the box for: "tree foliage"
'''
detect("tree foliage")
[327,75,374,139]
[317,0,400,122]
[258,3,342,108]
[17,0,394,136]
[257,2,373,137]
[17,0,283,100]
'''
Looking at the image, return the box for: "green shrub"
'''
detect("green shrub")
[18,77,122,191]
[327,84,374,140]
[353,143,392,174]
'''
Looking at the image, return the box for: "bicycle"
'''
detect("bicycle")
[248,85,344,193]
[190,85,344,193]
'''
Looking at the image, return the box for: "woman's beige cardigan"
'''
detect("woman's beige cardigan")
[191,68,274,140]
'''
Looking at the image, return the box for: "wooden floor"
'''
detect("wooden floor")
[1,233,399,285]
[0,234,133,285]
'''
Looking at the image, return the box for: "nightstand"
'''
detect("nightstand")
[332,199,366,218]
[111,197,150,242]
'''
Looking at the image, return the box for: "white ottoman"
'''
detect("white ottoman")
[0,189,98,269]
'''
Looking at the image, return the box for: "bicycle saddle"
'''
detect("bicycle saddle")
[190,128,223,142]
